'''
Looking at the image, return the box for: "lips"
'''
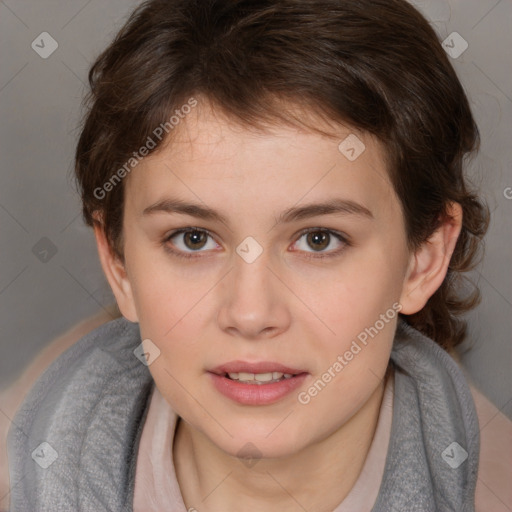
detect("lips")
[209,360,307,376]
[209,370,309,405]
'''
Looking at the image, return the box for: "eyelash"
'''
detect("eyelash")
[162,227,351,261]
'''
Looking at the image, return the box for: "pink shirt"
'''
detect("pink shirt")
[134,374,394,511]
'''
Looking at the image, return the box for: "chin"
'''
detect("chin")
[209,427,305,461]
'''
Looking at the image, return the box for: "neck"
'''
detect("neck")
[173,370,391,512]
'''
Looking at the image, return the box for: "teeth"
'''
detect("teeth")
[227,372,294,383]
[240,371,259,381]
[255,372,275,382]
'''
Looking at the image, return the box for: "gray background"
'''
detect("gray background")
[0,0,511,418]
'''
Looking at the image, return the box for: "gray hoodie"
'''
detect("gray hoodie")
[7,317,479,511]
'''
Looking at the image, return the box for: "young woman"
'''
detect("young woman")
[7,1,511,510]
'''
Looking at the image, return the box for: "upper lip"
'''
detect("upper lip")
[210,360,308,375]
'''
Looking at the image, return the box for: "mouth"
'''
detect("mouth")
[222,371,296,384]
[209,361,308,383]
[208,361,309,404]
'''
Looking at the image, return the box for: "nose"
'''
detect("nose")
[216,248,292,340]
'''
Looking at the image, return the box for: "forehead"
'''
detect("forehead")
[125,105,400,223]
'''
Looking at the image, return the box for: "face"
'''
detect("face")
[104,103,420,459]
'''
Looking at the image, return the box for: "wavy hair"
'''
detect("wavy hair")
[74,0,490,350]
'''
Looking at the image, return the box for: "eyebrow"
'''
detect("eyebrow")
[142,197,374,224]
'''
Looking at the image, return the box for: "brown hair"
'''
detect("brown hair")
[74,0,489,350]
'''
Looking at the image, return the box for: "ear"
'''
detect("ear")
[399,202,463,315]
[92,214,139,322]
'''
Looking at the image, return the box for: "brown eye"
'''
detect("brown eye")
[183,230,208,250]
[291,228,348,259]
[165,228,218,258]
[306,231,330,251]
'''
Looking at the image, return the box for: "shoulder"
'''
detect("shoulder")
[8,314,147,430]
[1,309,116,511]
[470,383,512,511]
[4,313,153,512]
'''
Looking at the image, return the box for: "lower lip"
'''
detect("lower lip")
[208,372,308,405]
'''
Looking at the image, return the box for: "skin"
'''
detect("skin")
[94,101,462,512]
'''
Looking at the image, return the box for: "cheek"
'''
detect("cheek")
[127,245,210,333]
[296,254,401,395]
[139,323,210,422]
[295,257,402,342]
[297,315,395,432]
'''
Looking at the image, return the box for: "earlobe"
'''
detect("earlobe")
[92,216,139,322]
[399,202,463,315]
